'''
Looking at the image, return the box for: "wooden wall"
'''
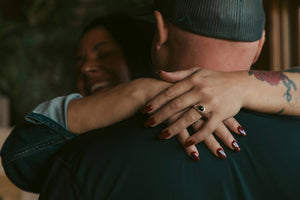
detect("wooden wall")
[254,0,300,70]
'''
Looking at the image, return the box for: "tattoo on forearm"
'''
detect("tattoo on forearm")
[274,108,285,115]
[248,71,297,102]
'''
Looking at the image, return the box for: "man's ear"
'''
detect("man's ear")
[252,30,265,64]
[153,11,168,51]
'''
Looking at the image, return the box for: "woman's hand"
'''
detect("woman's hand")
[164,111,200,162]
[163,110,243,160]
[142,68,247,158]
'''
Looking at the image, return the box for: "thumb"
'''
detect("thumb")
[159,67,199,82]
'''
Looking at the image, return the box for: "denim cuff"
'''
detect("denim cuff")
[0,113,78,192]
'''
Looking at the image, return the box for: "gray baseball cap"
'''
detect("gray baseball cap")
[153,0,265,42]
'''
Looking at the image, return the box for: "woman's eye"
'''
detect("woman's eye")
[97,49,117,59]
[97,52,110,59]
[97,54,107,59]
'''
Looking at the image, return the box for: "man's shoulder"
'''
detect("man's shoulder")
[239,108,300,119]
[90,113,149,134]
[42,110,300,199]
[237,109,300,124]
[55,113,167,161]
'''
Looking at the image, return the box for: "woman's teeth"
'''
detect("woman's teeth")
[90,81,112,93]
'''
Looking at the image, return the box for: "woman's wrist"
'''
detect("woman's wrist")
[132,78,171,105]
[237,71,256,109]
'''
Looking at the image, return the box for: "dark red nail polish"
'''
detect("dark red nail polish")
[190,152,200,162]
[237,126,247,136]
[185,140,196,148]
[232,140,241,152]
[141,105,153,114]
[158,130,171,140]
[144,117,156,127]
[217,148,227,159]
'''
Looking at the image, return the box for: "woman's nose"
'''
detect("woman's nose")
[80,61,101,75]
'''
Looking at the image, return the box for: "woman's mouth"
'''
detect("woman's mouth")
[90,81,114,94]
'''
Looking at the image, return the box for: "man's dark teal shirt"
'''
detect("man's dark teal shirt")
[38,110,300,200]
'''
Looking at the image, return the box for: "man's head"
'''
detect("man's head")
[151,0,265,72]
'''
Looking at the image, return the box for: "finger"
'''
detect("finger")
[224,118,247,136]
[165,110,186,125]
[214,123,241,152]
[157,108,202,138]
[191,118,205,130]
[192,120,227,159]
[176,129,199,162]
[203,134,227,159]
[145,90,199,127]
[141,79,194,114]
[185,115,221,146]
[159,67,199,82]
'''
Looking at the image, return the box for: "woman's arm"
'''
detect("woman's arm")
[67,78,170,134]
[69,77,241,160]
[0,78,172,192]
[244,68,300,115]
[142,67,300,147]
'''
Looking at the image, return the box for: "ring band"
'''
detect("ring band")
[193,104,206,114]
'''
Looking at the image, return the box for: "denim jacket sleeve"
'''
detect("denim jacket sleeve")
[0,94,81,193]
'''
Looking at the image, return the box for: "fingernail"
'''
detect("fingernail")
[185,140,196,148]
[144,117,156,127]
[237,126,247,136]
[158,130,171,140]
[232,140,241,152]
[217,148,227,159]
[190,151,200,162]
[141,105,153,114]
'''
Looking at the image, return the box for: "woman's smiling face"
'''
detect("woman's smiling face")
[76,27,130,96]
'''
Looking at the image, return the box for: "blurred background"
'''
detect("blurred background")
[0,0,299,199]
[0,0,153,126]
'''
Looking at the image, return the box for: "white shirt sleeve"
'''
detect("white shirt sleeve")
[25,93,82,130]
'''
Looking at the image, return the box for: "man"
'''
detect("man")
[38,0,300,199]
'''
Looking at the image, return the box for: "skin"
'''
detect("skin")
[68,12,300,160]
[142,11,300,158]
[68,25,201,159]
[67,24,205,161]
[68,26,170,133]
[76,27,130,96]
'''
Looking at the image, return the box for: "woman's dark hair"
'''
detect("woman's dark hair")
[82,14,155,79]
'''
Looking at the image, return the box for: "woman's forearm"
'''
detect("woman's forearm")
[242,67,300,115]
[143,67,300,133]
[67,67,300,134]
[67,78,170,134]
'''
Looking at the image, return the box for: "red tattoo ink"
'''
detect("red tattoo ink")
[250,71,286,86]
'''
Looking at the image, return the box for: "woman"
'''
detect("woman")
[0,15,166,193]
